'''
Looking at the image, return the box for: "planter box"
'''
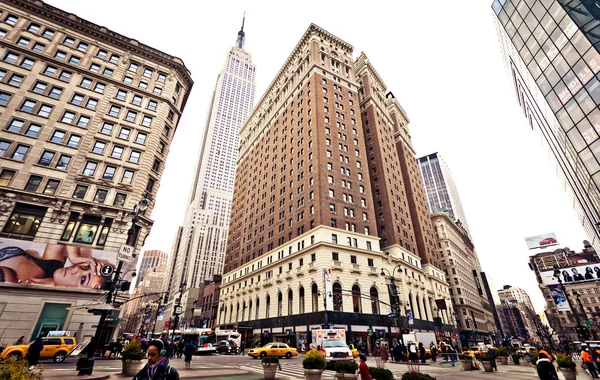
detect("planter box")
[482,361,494,372]
[305,368,324,380]
[498,356,508,365]
[262,363,278,380]
[560,367,577,380]
[460,360,473,371]
[335,373,357,380]
[122,359,144,376]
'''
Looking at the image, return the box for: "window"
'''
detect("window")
[143,68,153,77]
[38,150,55,166]
[129,150,141,164]
[152,159,161,172]
[0,29,5,39]
[25,123,41,137]
[108,105,121,117]
[132,95,143,105]
[17,37,30,47]
[89,63,100,73]
[59,112,74,126]
[49,86,62,99]
[0,169,15,186]
[63,36,75,47]
[56,154,71,170]
[135,132,147,144]
[54,50,66,60]
[163,125,171,137]
[94,189,108,203]
[82,161,97,176]
[147,100,157,111]
[125,110,137,122]
[59,70,72,82]
[94,82,105,93]
[8,74,24,87]
[68,55,80,65]
[3,204,46,236]
[158,141,166,154]
[44,179,60,195]
[27,23,41,33]
[123,76,133,84]
[37,104,52,117]
[24,175,42,192]
[157,72,167,83]
[97,49,108,59]
[67,134,81,147]
[146,177,156,193]
[0,140,9,157]
[100,122,114,135]
[116,90,127,101]
[103,68,113,77]
[118,128,131,140]
[114,193,127,207]
[7,119,24,132]
[103,165,116,180]
[121,170,134,184]
[80,77,92,89]
[12,145,29,161]
[50,130,65,143]
[128,62,139,72]
[42,29,55,39]
[92,141,106,154]
[71,93,84,106]
[109,54,120,64]
[332,251,339,260]
[141,115,152,127]
[86,98,98,110]
[20,100,37,113]
[367,258,374,267]
[77,115,90,128]
[111,146,123,159]
[72,185,88,199]
[153,87,162,95]
[43,65,57,77]
[77,42,88,52]
[138,81,148,90]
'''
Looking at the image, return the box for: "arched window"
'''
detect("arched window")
[248,300,253,321]
[278,292,283,317]
[229,305,233,322]
[312,283,319,312]
[409,293,415,318]
[242,301,246,322]
[299,286,305,314]
[370,287,379,314]
[288,289,293,315]
[352,285,362,313]
[266,295,271,319]
[255,298,260,320]
[333,282,343,312]
[422,297,429,320]
[221,306,226,324]
[235,303,240,322]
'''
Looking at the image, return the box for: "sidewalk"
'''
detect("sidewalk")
[42,367,250,379]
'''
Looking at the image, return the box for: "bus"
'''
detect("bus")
[215,330,241,346]
[181,328,217,354]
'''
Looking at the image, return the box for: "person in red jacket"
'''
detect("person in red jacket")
[358,353,372,380]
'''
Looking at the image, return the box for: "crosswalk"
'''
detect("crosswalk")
[240,362,337,379]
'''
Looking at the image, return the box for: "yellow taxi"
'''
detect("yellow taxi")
[0,336,77,363]
[248,342,298,359]
[461,346,489,358]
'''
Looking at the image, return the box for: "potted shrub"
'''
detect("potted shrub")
[511,353,520,365]
[496,348,509,365]
[303,350,326,380]
[401,373,437,380]
[530,353,538,365]
[459,354,473,371]
[334,360,358,380]
[121,340,145,376]
[368,367,394,380]
[556,353,577,380]
[479,355,494,372]
[262,355,281,380]
[0,356,44,380]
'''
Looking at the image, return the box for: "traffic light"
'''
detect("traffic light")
[401,329,410,335]
[576,326,591,340]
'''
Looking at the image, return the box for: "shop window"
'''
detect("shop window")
[3,203,46,236]
[73,215,101,244]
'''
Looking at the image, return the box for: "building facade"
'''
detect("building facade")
[219,24,453,349]
[0,0,192,343]
[431,212,495,346]
[417,152,471,235]
[137,249,168,284]
[492,0,600,252]
[480,271,506,343]
[166,19,256,324]
[498,285,539,343]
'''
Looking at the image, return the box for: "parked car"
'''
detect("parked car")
[248,342,298,359]
[462,346,488,358]
[216,340,239,355]
[0,336,77,363]
[539,237,557,245]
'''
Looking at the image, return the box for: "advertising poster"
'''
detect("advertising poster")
[524,233,559,250]
[157,306,164,321]
[539,263,600,286]
[407,310,414,325]
[0,237,137,290]
[324,268,333,311]
[548,285,571,312]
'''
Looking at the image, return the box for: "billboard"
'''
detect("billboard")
[539,263,600,286]
[548,285,571,312]
[0,237,137,290]
[524,233,559,250]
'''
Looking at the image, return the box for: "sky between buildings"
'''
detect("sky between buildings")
[48,0,589,312]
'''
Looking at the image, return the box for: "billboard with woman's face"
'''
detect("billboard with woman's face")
[0,237,137,290]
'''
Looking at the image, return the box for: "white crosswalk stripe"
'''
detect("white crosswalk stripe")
[241,362,337,379]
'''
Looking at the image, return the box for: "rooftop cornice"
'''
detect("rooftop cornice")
[8,0,193,88]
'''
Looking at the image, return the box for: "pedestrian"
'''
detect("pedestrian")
[582,345,599,378]
[140,338,148,354]
[430,342,437,362]
[184,342,195,369]
[132,340,179,380]
[419,342,426,363]
[115,340,123,358]
[177,340,184,359]
[536,349,558,380]
[77,337,97,375]
[446,344,456,366]
[358,353,372,380]
[169,341,176,359]
[301,342,306,353]
[240,341,245,355]
[486,347,497,371]
[380,341,388,368]
[14,335,25,345]
[409,343,418,363]
[27,337,43,368]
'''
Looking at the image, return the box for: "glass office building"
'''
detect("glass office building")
[492,0,600,250]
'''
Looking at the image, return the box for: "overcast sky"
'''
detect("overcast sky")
[48,0,589,312]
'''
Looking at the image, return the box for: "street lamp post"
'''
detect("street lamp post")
[380,265,405,347]
[553,266,584,341]
[171,281,187,339]
[93,196,148,345]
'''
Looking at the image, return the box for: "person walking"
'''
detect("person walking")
[184,342,195,369]
[27,337,43,369]
[582,345,599,378]
[536,349,558,380]
[430,342,437,362]
[446,344,456,367]
[419,342,426,364]
[486,347,497,371]
[380,341,388,368]
[409,342,418,363]
[358,353,372,380]
[132,340,179,380]
[240,341,245,355]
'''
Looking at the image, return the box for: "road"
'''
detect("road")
[42,353,574,379]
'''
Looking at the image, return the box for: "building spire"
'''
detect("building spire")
[236,12,246,49]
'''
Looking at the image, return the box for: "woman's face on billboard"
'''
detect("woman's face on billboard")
[52,259,103,288]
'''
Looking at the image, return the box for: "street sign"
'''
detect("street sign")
[100,264,114,277]
[586,320,593,328]
[387,313,397,318]
[175,305,183,315]
[367,328,373,336]
[117,244,134,262]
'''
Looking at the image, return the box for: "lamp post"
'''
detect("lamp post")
[380,265,405,346]
[317,289,332,328]
[171,281,187,339]
[553,266,584,341]
[572,289,599,340]
[93,196,148,345]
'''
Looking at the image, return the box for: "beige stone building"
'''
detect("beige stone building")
[431,212,495,346]
[0,0,191,344]
[218,24,452,348]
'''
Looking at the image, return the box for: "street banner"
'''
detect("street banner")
[548,285,571,312]
[407,310,414,325]
[157,306,164,321]
[0,237,137,290]
[324,268,333,311]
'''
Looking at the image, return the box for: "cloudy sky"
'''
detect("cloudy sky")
[48,0,589,312]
